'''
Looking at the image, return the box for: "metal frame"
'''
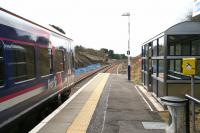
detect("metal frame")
[141,21,200,97]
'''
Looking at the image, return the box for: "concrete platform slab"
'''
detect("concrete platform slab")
[87,74,165,133]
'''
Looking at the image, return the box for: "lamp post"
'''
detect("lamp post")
[122,12,131,81]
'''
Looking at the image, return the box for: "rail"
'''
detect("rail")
[185,94,200,133]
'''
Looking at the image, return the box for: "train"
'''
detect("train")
[0,8,75,130]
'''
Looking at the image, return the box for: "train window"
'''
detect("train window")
[11,43,35,82]
[55,50,64,72]
[0,41,5,86]
[39,48,52,76]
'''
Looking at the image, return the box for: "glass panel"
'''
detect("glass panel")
[175,60,181,72]
[145,45,148,57]
[148,43,152,57]
[143,60,146,71]
[55,50,64,72]
[158,37,164,56]
[167,59,191,80]
[0,41,5,85]
[168,59,179,80]
[169,44,175,55]
[153,40,157,56]
[181,41,190,56]
[175,43,181,55]
[145,59,148,71]
[152,60,157,76]
[168,35,200,56]
[11,43,35,82]
[196,60,200,78]
[158,60,164,78]
[142,46,144,57]
[192,39,200,55]
[39,48,51,76]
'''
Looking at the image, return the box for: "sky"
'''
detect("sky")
[0,0,193,56]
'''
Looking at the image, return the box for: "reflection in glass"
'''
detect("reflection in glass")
[175,60,181,72]
[152,60,157,76]
[39,48,51,76]
[169,44,174,55]
[158,37,164,56]
[181,42,190,56]
[0,41,4,85]
[158,60,164,78]
[192,39,200,55]
[167,59,190,80]
[169,60,174,71]
[11,43,35,82]
[55,50,64,72]
[153,40,157,56]
[196,60,200,77]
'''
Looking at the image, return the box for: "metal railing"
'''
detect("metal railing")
[185,94,200,133]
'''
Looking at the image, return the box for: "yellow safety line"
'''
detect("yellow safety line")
[66,73,110,133]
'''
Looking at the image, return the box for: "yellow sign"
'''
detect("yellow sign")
[182,58,197,75]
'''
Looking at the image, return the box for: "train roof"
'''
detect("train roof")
[0,7,73,41]
[142,21,200,45]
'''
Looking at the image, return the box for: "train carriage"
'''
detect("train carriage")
[0,8,75,130]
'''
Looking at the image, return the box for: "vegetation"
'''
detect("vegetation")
[131,55,142,84]
[75,45,127,68]
[100,48,127,60]
[182,10,200,22]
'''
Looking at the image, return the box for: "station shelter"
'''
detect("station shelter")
[141,21,200,98]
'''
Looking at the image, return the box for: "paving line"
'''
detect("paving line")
[101,83,111,133]
[29,74,100,133]
[66,73,110,133]
[135,86,154,111]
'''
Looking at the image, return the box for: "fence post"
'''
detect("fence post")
[185,99,190,133]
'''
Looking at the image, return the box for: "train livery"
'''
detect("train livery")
[0,8,75,129]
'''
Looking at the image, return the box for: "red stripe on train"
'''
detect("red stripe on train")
[0,37,49,48]
[0,83,45,103]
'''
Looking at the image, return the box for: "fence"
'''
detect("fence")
[185,94,200,133]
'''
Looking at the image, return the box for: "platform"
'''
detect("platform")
[30,73,165,133]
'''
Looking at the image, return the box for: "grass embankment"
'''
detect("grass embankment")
[131,55,142,84]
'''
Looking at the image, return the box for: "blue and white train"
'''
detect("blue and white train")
[0,8,75,130]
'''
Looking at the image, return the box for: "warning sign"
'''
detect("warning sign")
[182,58,197,75]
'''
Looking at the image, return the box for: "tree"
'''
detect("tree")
[108,50,114,58]
[182,10,200,22]
[100,48,109,54]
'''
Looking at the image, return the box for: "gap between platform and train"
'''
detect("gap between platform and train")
[29,73,107,133]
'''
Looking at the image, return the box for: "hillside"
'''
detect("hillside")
[75,46,108,68]
[75,45,128,68]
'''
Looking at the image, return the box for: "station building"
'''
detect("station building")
[141,21,200,98]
